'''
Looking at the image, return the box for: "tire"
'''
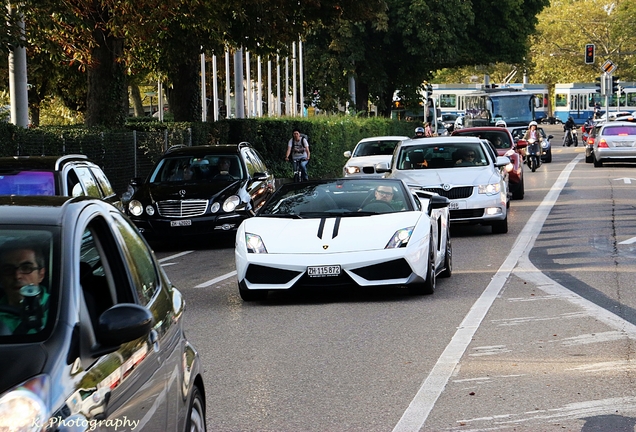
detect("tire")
[409,239,436,295]
[530,156,537,172]
[238,280,268,301]
[491,216,508,234]
[544,149,552,163]
[593,154,603,167]
[585,152,593,163]
[512,176,524,200]
[185,386,206,432]
[439,231,452,278]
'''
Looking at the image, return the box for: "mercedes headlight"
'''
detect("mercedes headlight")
[246,233,267,254]
[478,183,501,195]
[386,227,414,249]
[129,199,144,216]
[210,202,220,213]
[223,195,241,212]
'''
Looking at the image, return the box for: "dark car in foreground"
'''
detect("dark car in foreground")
[125,143,275,241]
[452,127,525,200]
[0,155,121,209]
[0,196,205,432]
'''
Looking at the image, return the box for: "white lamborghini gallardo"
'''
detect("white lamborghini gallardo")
[235,178,452,301]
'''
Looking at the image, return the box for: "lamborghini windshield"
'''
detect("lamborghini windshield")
[258,179,413,217]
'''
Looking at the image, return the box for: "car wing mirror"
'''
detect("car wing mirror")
[495,156,511,167]
[343,151,352,158]
[93,304,153,356]
[375,162,391,173]
[548,135,554,140]
[251,172,268,181]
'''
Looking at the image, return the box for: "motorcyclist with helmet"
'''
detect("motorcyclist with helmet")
[522,121,543,168]
[563,116,577,146]
[413,127,426,139]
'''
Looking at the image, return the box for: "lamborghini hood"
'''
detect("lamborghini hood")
[244,211,423,254]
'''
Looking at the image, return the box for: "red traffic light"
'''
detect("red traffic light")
[585,44,595,64]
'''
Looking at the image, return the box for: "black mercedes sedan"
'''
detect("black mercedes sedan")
[124,143,275,241]
[0,196,206,432]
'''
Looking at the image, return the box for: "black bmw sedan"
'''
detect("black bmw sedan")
[0,196,206,431]
[124,143,275,241]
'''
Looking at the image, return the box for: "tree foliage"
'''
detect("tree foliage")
[303,0,549,116]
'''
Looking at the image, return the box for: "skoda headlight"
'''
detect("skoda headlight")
[478,183,501,195]
[0,375,50,432]
[345,166,360,175]
[246,233,267,254]
[386,227,414,249]
[129,199,144,216]
[223,195,241,212]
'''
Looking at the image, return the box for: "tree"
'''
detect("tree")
[529,0,636,85]
[303,0,549,116]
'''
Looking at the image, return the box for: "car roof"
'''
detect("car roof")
[0,154,91,171]
[0,195,93,225]
[357,136,408,144]
[400,136,482,147]
[163,143,250,157]
[452,127,513,136]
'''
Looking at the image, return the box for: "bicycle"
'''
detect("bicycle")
[291,158,307,183]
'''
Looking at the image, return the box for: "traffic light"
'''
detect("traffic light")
[585,44,595,64]
[612,76,620,93]
[595,76,603,94]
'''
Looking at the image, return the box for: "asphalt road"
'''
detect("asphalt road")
[153,125,636,431]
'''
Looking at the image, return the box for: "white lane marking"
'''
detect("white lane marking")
[195,270,237,288]
[392,155,583,432]
[613,177,636,184]
[553,330,626,346]
[158,250,194,263]
[619,236,636,244]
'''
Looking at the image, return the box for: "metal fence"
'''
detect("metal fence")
[2,128,195,195]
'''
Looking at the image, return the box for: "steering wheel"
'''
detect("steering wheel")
[361,200,394,212]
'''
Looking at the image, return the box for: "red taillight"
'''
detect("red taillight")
[598,139,609,148]
[588,138,595,145]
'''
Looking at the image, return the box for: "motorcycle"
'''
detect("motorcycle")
[526,138,542,172]
[562,127,578,146]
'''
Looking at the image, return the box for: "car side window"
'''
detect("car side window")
[248,149,267,173]
[67,170,85,197]
[111,213,159,305]
[73,167,102,198]
[242,150,257,177]
[90,167,116,198]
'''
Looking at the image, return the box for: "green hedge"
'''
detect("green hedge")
[0,116,415,182]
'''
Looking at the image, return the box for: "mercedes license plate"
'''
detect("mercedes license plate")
[170,219,192,227]
[307,265,341,277]
[614,141,634,147]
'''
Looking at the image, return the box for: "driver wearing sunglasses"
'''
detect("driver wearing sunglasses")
[455,148,478,166]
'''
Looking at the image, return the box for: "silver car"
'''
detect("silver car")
[592,121,636,167]
[379,137,511,234]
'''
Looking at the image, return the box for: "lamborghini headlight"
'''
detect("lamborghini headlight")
[246,233,267,254]
[478,183,500,195]
[223,195,241,212]
[385,227,414,249]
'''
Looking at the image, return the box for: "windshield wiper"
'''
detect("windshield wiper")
[260,213,303,219]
